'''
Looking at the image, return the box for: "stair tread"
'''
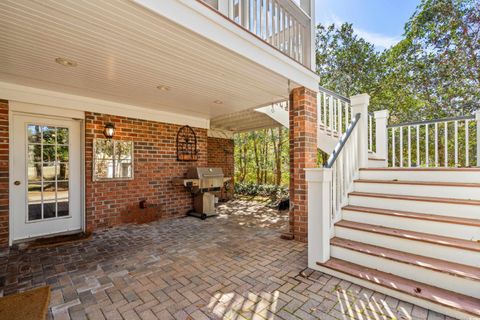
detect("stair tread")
[331,237,480,281]
[335,220,480,252]
[343,205,480,227]
[349,191,480,206]
[360,167,480,171]
[317,258,480,317]
[354,179,480,188]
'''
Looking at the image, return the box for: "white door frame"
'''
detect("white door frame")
[8,102,85,245]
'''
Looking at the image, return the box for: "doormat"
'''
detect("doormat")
[25,232,92,249]
[0,286,50,320]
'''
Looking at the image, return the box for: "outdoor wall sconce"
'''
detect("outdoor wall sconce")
[104,123,116,139]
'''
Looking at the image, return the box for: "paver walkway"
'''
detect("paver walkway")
[0,200,453,319]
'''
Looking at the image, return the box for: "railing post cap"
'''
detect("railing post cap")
[374,110,390,119]
[350,93,370,106]
[305,168,333,182]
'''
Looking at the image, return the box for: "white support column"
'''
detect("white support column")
[305,168,332,267]
[374,110,390,165]
[350,94,370,168]
[476,110,480,167]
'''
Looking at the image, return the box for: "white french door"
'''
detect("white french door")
[11,113,82,241]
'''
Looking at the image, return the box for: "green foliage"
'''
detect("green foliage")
[316,0,480,123]
[234,182,289,201]
[234,127,289,186]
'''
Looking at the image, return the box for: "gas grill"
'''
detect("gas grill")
[174,167,231,219]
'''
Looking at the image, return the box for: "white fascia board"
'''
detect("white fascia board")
[0,81,210,129]
[133,0,319,92]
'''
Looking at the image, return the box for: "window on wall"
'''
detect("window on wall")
[93,139,133,181]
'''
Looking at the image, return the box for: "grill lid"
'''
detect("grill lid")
[186,167,224,179]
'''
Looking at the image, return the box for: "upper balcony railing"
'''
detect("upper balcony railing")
[200,0,313,68]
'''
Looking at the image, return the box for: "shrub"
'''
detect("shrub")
[234,182,288,201]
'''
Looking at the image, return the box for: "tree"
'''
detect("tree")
[378,0,480,122]
[315,23,382,97]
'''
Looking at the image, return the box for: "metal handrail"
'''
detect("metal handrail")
[325,113,361,168]
[318,85,351,104]
[388,115,475,128]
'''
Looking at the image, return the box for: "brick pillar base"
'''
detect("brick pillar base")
[288,87,317,242]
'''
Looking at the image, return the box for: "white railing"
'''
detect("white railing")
[368,112,374,153]
[388,112,480,168]
[307,94,370,266]
[325,114,361,225]
[317,87,352,138]
[202,0,312,67]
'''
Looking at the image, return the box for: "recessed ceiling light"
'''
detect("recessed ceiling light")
[156,85,171,91]
[213,100,223,104]
[55,57,77,67]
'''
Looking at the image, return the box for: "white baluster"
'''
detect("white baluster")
[454,120,458,167]
[338,100,343,135]
[416,125,420,166]
[434,122,438,167]
[476,110,480,167]
[369,115,373,152]
[392,128,396,167]
[407,126,411,167]
[444,121,448,167]
[328,95,333,136]
[399,127,403,167]
[425,124,429,167]
[466,120,469,167]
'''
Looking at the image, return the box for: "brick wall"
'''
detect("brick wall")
[85,112,207,232]
[207,136,234,200]
[0,101,8,248]
[289,87,317,242]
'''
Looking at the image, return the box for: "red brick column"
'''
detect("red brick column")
[207,136,234,200]
[288,87,317,242]
[0,100,8,249]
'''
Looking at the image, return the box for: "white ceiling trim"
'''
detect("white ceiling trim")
[0,81,210,129]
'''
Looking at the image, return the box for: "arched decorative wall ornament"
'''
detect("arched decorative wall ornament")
[176,125,199,161]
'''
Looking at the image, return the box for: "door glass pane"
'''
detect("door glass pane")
[42,126,56,144]
[43,145,56,162]
[26,124,70,221]
[57,146,69,162]
[28,163,42,182]
[42,163,56,181]
[28,183,42,221]
[57,163,69,180]
[28,145,42,163]
[28,125,42,143]
[57,127,69,145]
[57,181,69,199]
[43,202,56,219]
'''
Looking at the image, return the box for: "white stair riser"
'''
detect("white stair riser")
[354,182,480,200]
[367,159,387,168]
[331,246,480,299]
[342,210,480,241]
[359,170,480,183]
[334,226,480,267]
[348,195,479,219]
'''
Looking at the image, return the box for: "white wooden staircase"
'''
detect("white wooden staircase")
[306,92,480,319]
[320,168,480,319]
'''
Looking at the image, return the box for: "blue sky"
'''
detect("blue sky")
[315,0,420,50]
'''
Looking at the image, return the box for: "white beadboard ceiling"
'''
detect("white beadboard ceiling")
[0,0,303,120]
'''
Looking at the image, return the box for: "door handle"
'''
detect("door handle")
[14,181,21,186]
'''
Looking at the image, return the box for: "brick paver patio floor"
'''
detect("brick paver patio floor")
[0,200,453,320]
